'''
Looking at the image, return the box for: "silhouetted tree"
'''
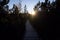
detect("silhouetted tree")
[0,0,9,14]
[18,0,22,13]
[15,6,19,15]
[4,5,9,14]
[29,0,56,40]
[24,5,27,13]
[13,4,19,15]
[34,1,41,12]
[0,0,9,6]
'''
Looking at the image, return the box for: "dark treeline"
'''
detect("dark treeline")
[29,0,59,40]
[0,0,27,40]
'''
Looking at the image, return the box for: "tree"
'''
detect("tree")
[24,5,27,13]
[3,5,9,13]
[34,1,41,12]
[45,0,48,4]
[18,0,22,13]
[13,4,19,15]
[0,0,10,6]
[0,0,10,14]
[29,0,57,40]
[15,6,19,15]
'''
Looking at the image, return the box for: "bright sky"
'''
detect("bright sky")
[8,0,55,13]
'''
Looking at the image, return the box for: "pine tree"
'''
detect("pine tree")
[24,5,27,13]
[19,0,22,13]
[13,4,19,15]
[34,1,41,13]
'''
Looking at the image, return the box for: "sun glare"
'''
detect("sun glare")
[32,11,35,15]
[29,11,36,16]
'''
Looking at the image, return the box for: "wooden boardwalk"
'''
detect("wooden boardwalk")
[23,20,40,40]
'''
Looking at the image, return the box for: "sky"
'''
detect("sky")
[8,0,55,13]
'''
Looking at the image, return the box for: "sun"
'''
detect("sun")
[29,11,36,16]
[31,11,35,15]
